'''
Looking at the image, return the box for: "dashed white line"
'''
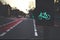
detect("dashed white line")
[35,32,38,36]
[33,19,38,36]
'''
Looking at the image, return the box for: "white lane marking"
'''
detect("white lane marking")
[0,32,6,36]
[6,29,11,32]
[33,19,38,36]
[0,20,23,37]
[6,20,23,33]
[35,32,38,36]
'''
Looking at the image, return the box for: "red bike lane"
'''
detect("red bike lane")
[0,18,26,35]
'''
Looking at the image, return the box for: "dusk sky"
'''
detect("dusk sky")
[0,0,36,14]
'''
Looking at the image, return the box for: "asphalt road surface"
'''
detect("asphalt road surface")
[0,18,60,40]
[0,18,43,39]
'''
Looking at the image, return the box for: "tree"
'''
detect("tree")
[0,4,11,17]
[11,9,19,17]
[0,1,3,16]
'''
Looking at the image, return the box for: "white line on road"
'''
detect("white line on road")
[0,20,23,37]
[6,20,23,32]
[33,19,38,36]
[0,32,6,37]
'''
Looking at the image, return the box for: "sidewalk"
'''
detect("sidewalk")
[35,16,60,40]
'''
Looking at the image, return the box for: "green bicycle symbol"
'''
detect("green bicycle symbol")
[38,12,51,20]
